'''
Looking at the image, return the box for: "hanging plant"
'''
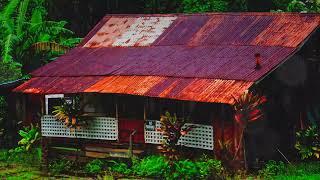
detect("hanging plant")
[157,111,195,161]
[52,95,89,129]
[232,91,267,161]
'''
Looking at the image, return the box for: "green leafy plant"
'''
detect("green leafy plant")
[7,148,41,165]
[287,0,308,11]
[171,159,198,179]
[17,124,40,151]
[85,159,104,174]
[0,0,81,74]
[0,149,9,162]
[49,159,74,175]
[295,126,320,160]
[196,154,223,179]
[158,111,195,161]
[258,160,286,178]
[132,155,169,177]
[109,161,132,176]
[181,0,229,13]
[52,96,89,128]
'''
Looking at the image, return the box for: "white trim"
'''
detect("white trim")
[45,94,64,115]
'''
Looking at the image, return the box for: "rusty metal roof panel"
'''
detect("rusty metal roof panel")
[14,76,253,104]
[16,13,320,103]
[13,77,104,94]
[31,45,295,82]
[84,16,177,47]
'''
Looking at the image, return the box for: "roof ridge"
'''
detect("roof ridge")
[104,12,320,18]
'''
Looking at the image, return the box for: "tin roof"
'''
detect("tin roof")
[14,76,253,104]
[14,13,320,104]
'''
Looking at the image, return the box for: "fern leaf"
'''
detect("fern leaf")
[0,0,20,20]
[29,21,74,36]
[60,38,83,48]
[2,34,15,63]
[30,7,44,26]
[2,19,15,34]
[16,0,30,36]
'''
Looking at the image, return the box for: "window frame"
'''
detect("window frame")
[45,94,64,115]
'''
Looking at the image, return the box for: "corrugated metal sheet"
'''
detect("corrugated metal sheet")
[32,45,294,81]
[82,13,319,48]
[84,16,177,47]
[14,13,320,104]
[14,76,253,104]
[14,77,104,94]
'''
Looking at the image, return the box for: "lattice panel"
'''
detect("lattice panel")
[145,120,163,144]
[178,123,214,150]
[41,115,118,140]
[144,121,214,150]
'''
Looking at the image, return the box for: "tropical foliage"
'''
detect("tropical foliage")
[85,159,104,174]
[52,96,89,128]
[295,126,320,160]
[233,91,266,159]
[16,124,40,151]
[109,155,222,179]
[272,0,320,12]
[0,0,81,75]
[181,0,230,12]
[131,155,169,177]
[158,111,195,160]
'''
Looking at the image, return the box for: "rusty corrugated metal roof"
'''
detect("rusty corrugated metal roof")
[14,76,253,104]
[14,13,320,104]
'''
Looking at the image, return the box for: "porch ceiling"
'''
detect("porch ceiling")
[13,76,253,104]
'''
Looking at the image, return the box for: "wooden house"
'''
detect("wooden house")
[13,13,320,167]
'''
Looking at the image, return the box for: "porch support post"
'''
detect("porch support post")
[41,137,49,173]
[144,98,147,121]
[115,96,118,119]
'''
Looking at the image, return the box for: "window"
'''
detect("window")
[82,94,115,116]
[146,98,160,120]
[45,94,64,115]
[183,102,214,125]
[118,95,144,120]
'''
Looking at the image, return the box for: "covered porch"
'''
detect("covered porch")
[39,93,237,159]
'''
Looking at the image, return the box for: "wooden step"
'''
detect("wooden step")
[85,146,144,158]
[85,146,144,154]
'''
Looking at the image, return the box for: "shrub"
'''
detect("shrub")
[7,148,41,166]
[170,159,198,179]
[285,162,320,177]
[109,161,132,175]
[258,160,286,178]
[132,155,169,177]
[85,159,104,174]
[196,155,223,178]
[17,124,41,151]
[168,157,223,180]
[49,159,73,175]
[295,126,320,160]
[0,149,9,162]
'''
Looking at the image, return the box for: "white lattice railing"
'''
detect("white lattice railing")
[144,120,214,150]
[145,120,163,144]
[41,115,118,140]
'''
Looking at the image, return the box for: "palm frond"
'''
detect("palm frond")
[60,38,83,48]
[32,42,69,54]
[2,19,15,35]
[16,0,30,36]
[29,21,74,36]
[2,34,16,63]
[30,6,44,26]
[0,0,20,20]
